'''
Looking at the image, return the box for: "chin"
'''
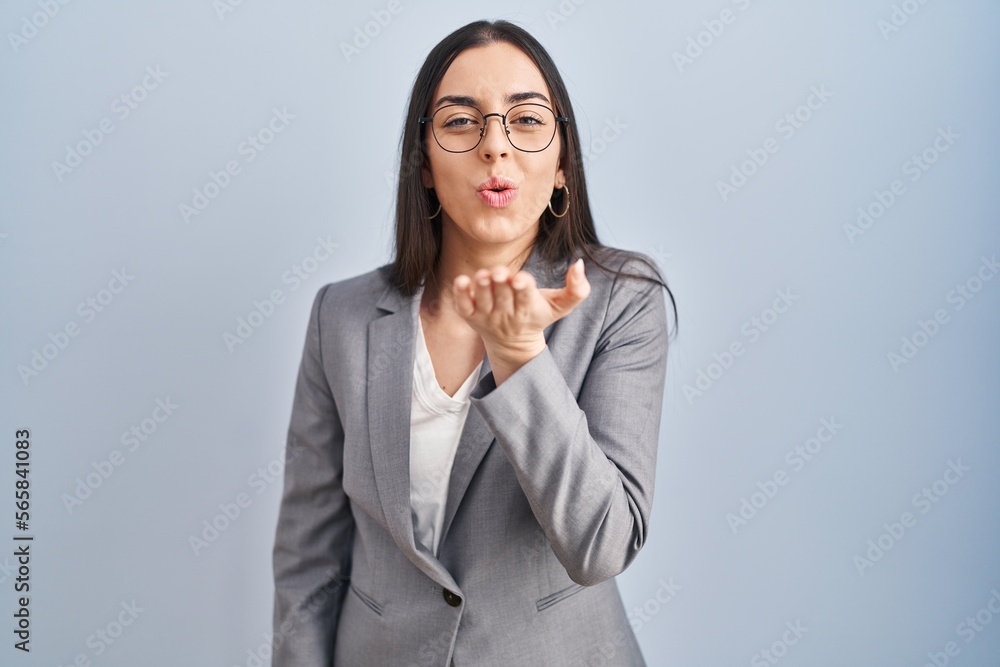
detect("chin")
[475,211,532,235]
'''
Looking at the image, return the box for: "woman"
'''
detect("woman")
[272,19,678,666]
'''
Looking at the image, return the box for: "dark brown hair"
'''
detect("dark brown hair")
[388,19,677,337]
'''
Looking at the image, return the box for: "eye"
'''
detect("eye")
[511,114,544,126]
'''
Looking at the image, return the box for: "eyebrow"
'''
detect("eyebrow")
[432,91,551,110]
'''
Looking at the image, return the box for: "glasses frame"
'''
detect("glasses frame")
[419,102,570,154]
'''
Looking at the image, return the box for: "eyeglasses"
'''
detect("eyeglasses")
[420,103,570,153]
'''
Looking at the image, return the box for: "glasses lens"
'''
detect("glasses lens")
[432,105,483,152]
[506,104,557,152]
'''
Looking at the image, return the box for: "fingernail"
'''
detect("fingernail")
[575,258,584,274]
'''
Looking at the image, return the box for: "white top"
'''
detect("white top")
[409,285,483,558]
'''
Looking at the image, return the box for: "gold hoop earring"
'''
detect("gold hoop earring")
[548,185,570,218]
[427,202,441,219]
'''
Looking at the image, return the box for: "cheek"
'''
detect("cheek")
[427,161,465,200]
[521,164,559,210]
[521,183,549,212]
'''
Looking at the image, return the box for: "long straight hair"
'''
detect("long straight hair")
[389,19,677,337]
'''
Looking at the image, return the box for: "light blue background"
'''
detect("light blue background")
[1,1,998,665]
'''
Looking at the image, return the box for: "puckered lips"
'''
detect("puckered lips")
[476,175,519,208]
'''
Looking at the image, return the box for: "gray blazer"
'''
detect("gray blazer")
[272,244,669,666]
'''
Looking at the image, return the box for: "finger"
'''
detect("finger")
[453,275,475,317]
[569,258,591,301]
[492,267,514,315]
[550,259,590,316]
[511,270,535,312]
[473,269,493,314]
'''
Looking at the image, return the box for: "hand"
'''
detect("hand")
[452,258,591,383]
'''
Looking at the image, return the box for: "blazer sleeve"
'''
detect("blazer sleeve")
[272,283,354,665]
[468,253,669,586]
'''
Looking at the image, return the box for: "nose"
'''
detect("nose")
[478,114,510,158]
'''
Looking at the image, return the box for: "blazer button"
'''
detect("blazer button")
[442,588,462,607]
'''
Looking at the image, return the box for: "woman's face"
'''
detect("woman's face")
[421,41,565,250]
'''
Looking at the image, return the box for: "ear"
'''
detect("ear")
[554,164,566,189]
[421,161,434,189]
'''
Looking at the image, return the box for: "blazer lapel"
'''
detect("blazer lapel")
[368,281,458,589]
[367,248,569,580]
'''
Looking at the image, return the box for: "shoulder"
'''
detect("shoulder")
[584,246,666,311]
[317,263,392,304]
[587,245,664,285]
[584,246,668,345]
[307,262,396,330]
